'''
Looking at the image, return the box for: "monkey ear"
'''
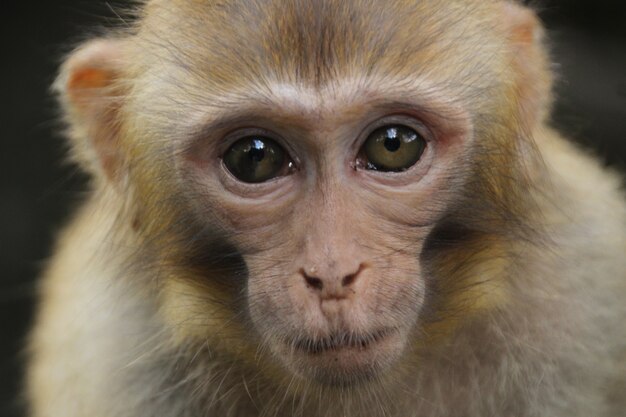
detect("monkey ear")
[55,38,129,184]
[501,2,553,131]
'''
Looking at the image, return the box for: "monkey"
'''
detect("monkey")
[26,0,626,416]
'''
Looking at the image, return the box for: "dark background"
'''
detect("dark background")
[1,1,625,416]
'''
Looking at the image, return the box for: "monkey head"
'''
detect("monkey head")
[57,0,550,387]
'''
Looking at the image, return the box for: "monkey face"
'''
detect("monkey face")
[169,80,475,385]
[116,0,526,388]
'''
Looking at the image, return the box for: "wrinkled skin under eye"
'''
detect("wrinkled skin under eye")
[362,125,427,172]
[223,136,288,183]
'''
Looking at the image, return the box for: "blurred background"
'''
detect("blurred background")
[1,1,625,415]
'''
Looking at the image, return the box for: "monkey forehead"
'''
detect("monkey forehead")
[127,73,473,152]
[133,0,510,105]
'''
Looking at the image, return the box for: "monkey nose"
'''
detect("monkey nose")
[300,263,366,299]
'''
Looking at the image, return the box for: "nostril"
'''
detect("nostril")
[301,269,324,291]
[300,264,366,293]
[342,263,366,287]
[342,273,357,287]
[306,276,324,290]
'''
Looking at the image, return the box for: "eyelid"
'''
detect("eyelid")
[355,114,434,152]
[218,127,301,167]
[219,127,278,156]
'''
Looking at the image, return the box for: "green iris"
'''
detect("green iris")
[223,137,287,183]
[363,125,426,172]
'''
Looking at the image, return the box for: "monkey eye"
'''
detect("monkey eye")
[223,136,292,183]
[359,125,426,172]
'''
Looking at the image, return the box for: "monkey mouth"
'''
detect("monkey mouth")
[280,328,403,385]
[292,328,393,355]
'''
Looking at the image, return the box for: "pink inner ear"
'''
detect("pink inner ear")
[60,39,127,183]
[67,67,114,103]
[499,2,550,130]
[63,39,124,104]
[511,22,535,45]
[501,1,539,44]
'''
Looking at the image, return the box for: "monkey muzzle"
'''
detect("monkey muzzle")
[276,327,405,385]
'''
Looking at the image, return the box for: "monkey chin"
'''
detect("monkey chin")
[278,328,405,387]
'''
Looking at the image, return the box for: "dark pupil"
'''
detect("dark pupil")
[248,139,266,162]
[383,129,402,152]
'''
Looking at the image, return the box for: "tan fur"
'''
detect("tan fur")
[28,1,626,416]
